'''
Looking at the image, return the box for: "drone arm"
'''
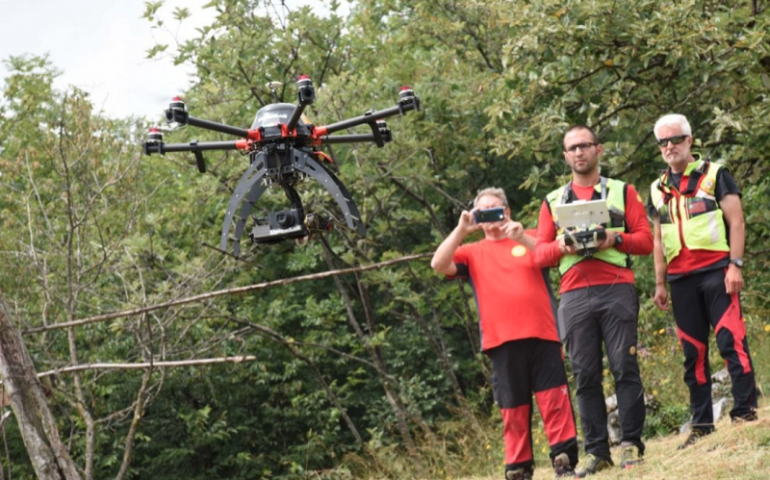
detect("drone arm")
[320,133,392,145]
[286,104,308,134]
[313,89,420,137]
[144,139,250,156]
[143,136,251,173]
[315,106,397,136]
[163,140,249,153]
[178,115,253,138]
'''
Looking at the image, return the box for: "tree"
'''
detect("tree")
[1,0,769,478]
[0,300,81,480]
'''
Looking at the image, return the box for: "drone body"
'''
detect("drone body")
[143,76,420,257]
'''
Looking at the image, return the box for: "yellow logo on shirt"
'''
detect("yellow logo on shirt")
[511,245,527,257]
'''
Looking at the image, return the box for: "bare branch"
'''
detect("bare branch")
[37,356,258,378]
[24,253,432,335]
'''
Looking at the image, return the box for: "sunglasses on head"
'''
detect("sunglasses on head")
[564,142,596,153]
[656,135,688,147]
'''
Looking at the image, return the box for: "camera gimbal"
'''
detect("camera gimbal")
[142,76,420,257]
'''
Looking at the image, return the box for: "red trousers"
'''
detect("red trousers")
[487,338,578,471]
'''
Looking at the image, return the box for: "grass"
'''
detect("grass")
[451,403,770,480]
[345,318,770,480]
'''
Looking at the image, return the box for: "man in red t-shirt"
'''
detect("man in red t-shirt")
[648,113,757,450]
[431,187,578,480]
[534,125,653,477]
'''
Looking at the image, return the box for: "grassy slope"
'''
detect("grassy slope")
[438,404,770,480]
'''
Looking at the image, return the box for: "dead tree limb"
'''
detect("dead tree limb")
[24,254,432,335]
[0,301,82,480]
[36,356,258,378]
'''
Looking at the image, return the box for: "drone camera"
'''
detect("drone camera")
[250,208,308,244]
[273,209,299,229]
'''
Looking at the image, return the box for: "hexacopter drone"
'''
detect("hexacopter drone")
[143,76,420,257]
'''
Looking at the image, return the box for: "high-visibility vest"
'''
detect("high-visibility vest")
[649,158,729,264]
[546,177,629,275]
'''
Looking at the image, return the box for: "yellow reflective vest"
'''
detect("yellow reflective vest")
[649,158,729,264]
[546,177,629,275]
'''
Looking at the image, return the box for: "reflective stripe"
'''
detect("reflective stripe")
[706,211,721,244]
[649,159,729,263]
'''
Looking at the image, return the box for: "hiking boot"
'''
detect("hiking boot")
[505,467,533,480]
[731,410,758,423]
[553,452,575,478]
[619,445,643,469]
[574,453,613,478]
[677,429,712,450]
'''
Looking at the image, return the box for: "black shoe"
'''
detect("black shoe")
[678,429,712,450]
[505,467,533,480]
[574,453,613,478]
[553,452,575,478]
[731,410,758,423]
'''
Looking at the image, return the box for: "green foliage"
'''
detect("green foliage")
[1,0,769,478]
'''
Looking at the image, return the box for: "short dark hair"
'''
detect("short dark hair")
[563,125,599,148]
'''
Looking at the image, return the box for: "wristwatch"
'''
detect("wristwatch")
[614,234,624,248]
[729,258,744,268]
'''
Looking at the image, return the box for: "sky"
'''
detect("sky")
[0,0,215,121]
[0,1,349,122]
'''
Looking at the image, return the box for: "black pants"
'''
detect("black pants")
[670,268,757,432]
[488,339,578,473]
[558,283,646,458]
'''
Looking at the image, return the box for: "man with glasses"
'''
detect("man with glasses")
[534,125,652,477]
[432,187,579,480]
[648,114,757,450]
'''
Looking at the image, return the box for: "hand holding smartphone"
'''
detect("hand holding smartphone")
[474,207,505,223]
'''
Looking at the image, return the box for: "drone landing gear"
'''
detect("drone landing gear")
[220,148,365,255]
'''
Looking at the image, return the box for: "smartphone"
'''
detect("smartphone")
[474,207,505,223]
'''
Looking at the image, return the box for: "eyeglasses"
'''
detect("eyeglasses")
[564,142,596,153]
[656,135,688,147]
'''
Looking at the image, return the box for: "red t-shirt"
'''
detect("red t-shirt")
[452,235,560,351]
[534,183,653,293]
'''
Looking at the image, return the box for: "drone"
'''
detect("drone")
[142,75,420,257]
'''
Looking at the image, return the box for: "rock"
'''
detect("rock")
[678,368,734,432]
[605,393,658,446]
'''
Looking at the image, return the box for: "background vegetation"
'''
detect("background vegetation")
[0,0,768,478]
